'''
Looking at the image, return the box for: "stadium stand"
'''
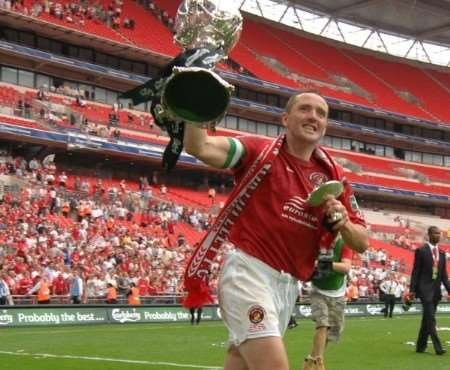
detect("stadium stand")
[2,153,446,306]
[113,0,180,55]
[7,1,450,123]
[22,0,130,44]
[343,50,448,121]
[1,80,449,197]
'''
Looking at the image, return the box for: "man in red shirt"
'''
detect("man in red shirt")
[183,91,368,370]
[137,276,150,297]
[52,273,69,296]
[17,271,33,295]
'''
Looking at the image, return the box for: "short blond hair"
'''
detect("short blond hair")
[285,89,326,113]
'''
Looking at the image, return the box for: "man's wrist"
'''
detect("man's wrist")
[338,218,351,233]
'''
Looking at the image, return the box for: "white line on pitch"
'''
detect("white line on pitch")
[0,350,222,369]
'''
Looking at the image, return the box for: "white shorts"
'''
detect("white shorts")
[218,250,298,347]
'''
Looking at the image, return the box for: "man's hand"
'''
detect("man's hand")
[322,195,348,231]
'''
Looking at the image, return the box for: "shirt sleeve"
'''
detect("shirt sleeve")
[232,136,271,178]
[341,244,353,260]
[341,179,366,227]
[221,138,245,169]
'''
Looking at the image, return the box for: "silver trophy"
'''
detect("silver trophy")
[161,0,243,128]
[174,0,243,55]
[120,0,243,170]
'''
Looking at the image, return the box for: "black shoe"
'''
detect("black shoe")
[416,348,426,353]
[436,349,446,355]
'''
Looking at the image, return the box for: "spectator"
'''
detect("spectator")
[69,269,83,304]
[127,282,141,305]
[16,99,24,117]
[105,283,117,304]
[24,99,32,118]
[208,187,216,204]
[379,273,398,318]
[160,184,167,196]
[76,94,86,107]
[28,275,51,304]
[37,86,47,100]
[0,271,13,305]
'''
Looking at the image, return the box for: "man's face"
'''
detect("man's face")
[282,93,328,145]
[429,227,441,244]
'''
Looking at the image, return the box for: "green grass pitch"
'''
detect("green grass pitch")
[0,316,449,370]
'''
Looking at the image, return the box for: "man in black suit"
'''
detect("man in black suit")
[410,226,450,355]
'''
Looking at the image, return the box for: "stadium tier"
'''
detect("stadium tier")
[117,0,180,55]
[22,0,130,44]
[230,43,300,87]
[240,19,334,84]
[344,50,449,122]
[153,1,449,123]
[4,1,449,124]
[329,148,450,184]
[153,0,179,18]
[0,75,449,199]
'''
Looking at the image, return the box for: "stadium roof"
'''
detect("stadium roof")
[232,0,450,67]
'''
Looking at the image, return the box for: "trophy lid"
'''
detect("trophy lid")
[174,0,243,55]
[307,181,344,207]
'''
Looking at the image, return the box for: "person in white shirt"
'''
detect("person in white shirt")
[379,273,398,318]
[0,271,13,305]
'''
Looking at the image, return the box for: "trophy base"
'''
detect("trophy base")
[311,254,334,280]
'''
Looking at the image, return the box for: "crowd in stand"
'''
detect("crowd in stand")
[1,0,136,30]
[0,152,447,306]
[360,246,408,273]
[5,82,158,142]
[345,266,406,302]
[0,153,226,305]
[0,0,178,32]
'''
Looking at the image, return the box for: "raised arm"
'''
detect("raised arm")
[339,222,369,254]
[184,124,243,169]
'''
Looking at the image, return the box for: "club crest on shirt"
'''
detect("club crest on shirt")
[248,305,265,324]
[310,172,329,187]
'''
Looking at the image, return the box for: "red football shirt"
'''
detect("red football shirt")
[228,136,365,281]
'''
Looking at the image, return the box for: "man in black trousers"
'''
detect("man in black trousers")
[379,273,398,318]
[410,226,450,355]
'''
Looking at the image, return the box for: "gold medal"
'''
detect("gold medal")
[432,266,438,280]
